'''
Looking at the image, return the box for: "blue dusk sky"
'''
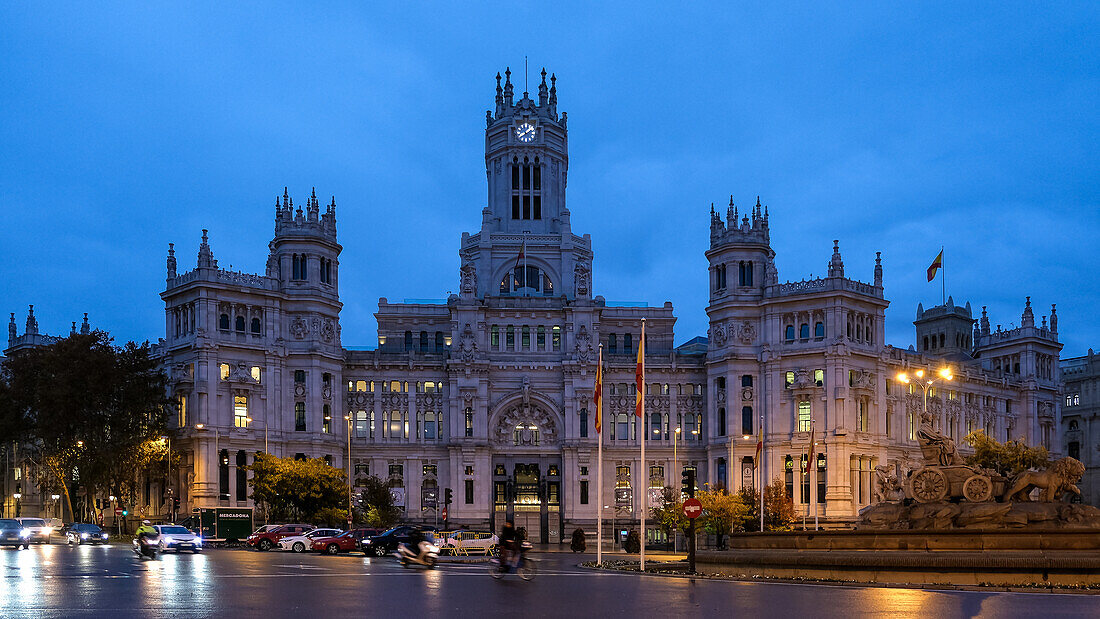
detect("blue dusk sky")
[1,3,1097,357]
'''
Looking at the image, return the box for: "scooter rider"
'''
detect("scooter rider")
[404,526,427,559]
[135,520,157,542]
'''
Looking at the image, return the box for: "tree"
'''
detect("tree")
[737,478,796,531]
[358,475,401,529]
[650,486,687,542]
[247,453,349,523]
[697,488,747,548]
[1,331,171,521]
[964,431,1050,478]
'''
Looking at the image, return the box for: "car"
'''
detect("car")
[361,525,437,557]
[440,530,499,556]
[311,528,377,555]
[0,519,30,549]
[277,528,344,553]
[66,523,110,545]
[154,524,203,553]
[14,518,51,544]
[247,524,313,551]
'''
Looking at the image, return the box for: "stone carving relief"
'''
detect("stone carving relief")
[494,406,557,447]
[459,323,477,361]
[574,325,593,363]
[290,316,307,339]
[320,319,335,343]
[574,263,590,297]
[460,254,477,295]
[711,323,727,346]
[736,321,757,345]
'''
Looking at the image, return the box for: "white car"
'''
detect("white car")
[278,528,344,553]
[440,530,499,555]
[14,518,51,544]
[154,524,203,553]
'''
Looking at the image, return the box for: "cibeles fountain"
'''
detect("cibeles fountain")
[858,409,1100,530]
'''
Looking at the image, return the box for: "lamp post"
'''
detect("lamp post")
[12,493,21,518]
[51,494,60,520]
[344,414,353,530]
[896,367,954,435]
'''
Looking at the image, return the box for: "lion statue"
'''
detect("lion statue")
[1002,457,1085,502]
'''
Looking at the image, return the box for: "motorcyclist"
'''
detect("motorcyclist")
[135,519,157,542]
[404,526,426,559]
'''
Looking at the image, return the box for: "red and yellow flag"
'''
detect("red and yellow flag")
[593,348,603,434]
[635,322,645,418]
[927,249,943,282]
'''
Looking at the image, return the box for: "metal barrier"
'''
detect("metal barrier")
[438,531,498,556]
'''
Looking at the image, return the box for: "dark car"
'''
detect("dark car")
[0,519,30,549]
[362,525,436,557]
[247,524,313,551]
[311,528,377,555]
[65,523,110,545]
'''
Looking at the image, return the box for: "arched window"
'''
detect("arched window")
[434,331,444,351]
[649,412,662,441]
[784,455,794,500]
[424,412,438,440]
[521,326,531,349]
[799,324,809,339]
[623,333,633,353]
[295,402,306,431]
[785,325,795,341]
[419,331,428,351]
[542,273,553,296]
[219,314,230,331]
[580,408,588,438]
[404,331,413,351]
[491,325,500,348]
[388,411,403,438]
[608,334,617,353]
[742,406,753,436]
[235,316,245,332]
[923,336,929,351]
[250,317,261,335]
[814,322,825,338]
[552,326,561,350]
[615,413,631,441]
[322,404,331,434]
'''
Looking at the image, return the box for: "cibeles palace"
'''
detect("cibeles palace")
[144,70,1064,541]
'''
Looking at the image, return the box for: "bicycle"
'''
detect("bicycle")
[488,542,536,581]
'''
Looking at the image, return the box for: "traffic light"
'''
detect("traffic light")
[444,488,453,505]
[681,469,695,498]
[122,510,128,516]
[173,497,180,511]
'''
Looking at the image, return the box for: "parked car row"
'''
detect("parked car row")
[243,523,498,558]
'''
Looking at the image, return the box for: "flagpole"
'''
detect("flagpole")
[596,344,603,566]
[941,245,945,306]
[758,412,764,532]
[638,318,646,572]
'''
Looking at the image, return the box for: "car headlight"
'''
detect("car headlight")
[101,534,109,539]
[194,538,202,546]
[362,539,371,545]
[20,529,30,538]
[43,527,53,534]
[81,533,89,539]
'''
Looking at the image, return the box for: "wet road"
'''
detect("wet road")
[1,543,1096,618]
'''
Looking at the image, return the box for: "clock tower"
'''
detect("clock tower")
[460,67,591,300]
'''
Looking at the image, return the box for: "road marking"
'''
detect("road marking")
[272,564,332,570]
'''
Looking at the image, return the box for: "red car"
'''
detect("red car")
[311,528,377,555]
[247,524,313,551]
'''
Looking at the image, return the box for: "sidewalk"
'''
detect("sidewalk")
[529,543,686,560]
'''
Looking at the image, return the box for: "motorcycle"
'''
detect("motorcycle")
[489,541,536,581]
[396,540,440,568]
[132,535,160,560]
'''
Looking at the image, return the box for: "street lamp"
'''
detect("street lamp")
[896,367,953,425]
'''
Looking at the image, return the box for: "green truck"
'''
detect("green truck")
[192,507,254,542]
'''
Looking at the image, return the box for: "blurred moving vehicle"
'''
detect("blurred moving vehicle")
[247,524,313,551]
[361,525,436,557]
[0,519,30,549]
[396,530,440,568]
[133,535,159,560]
[66,523,110,545]
[311,528,378,555]
[277,528,344,553]
[154,524,203,553]
[14,518,51,544]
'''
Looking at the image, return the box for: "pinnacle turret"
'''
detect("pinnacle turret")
[1050,304,1058,332]
[167,243,177,279]
[1021,296,1035,328]
[197,229,216,269]
[80,312,89,335]
[503,67,514,107]
[828,240,844,278]
[8,312,15,344]
[980,306,991,335]
[874,251,883,287]
[25,305,38,336]
[538,67,548,107]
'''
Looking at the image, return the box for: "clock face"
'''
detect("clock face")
[515,122,535,143]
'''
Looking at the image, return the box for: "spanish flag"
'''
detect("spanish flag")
[593,348,603,434]
[635,321,645,418]
[927,249,943,283]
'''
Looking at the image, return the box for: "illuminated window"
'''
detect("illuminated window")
[552,326,561,351]
[814,369,824,387]
[178,394,188,427]
[465,407,474,437]
[233,395,248,428]
[251,366,261,383]
[322,404,332,434]
[797,400,811,432]
[295,402,306,431]
[355,411,368,438]
[220,363,230,380]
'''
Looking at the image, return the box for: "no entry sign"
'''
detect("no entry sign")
[682,498,702,519]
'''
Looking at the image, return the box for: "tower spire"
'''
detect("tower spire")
[8,312,16,345]
[81,312,90,335]
[198,229,216,268]
[538,67,548,106]
[167,242,177,279]
[874,251,883,287]
[503,67,514,106]
[828,240,844,278]
[25,305,38,335]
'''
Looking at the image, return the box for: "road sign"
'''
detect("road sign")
[682,498,702,519]
[114,508,124,516]
[441,507,448,520]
